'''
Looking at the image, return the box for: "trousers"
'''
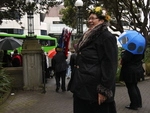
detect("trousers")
[55,70,66,90]
[125,82,142,107]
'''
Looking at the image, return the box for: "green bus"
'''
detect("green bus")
[0,33,57,53]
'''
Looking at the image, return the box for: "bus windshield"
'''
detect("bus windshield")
[0,33,57,53]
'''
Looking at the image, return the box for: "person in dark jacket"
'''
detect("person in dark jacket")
[69,6,118,113]
[52,47,68,92]
[12,49,22,67]
[67,49,77,91]
[120,50,144,110]
[2,50,12,67]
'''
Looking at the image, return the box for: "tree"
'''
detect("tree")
[60,0,94,28]
[0,0,62,24]
[101,0,150,42]
[61,0,150,42]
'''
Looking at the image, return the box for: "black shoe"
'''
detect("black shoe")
[62,89,66,92]
[125,105,138,110]
[138,105,142,108]
[56,88,59,92]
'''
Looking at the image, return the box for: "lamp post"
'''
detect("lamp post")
[26,0,35,38]
[75,0,83,38]
[27,10,34,37]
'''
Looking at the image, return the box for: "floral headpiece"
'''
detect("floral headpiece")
[89,6,111,21]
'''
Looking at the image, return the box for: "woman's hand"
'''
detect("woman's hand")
[98,93,107,105]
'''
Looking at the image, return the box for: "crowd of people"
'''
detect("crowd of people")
[49,6,146,113]
[1,49,22,68]
[49,6,118,113]
[0,5,146,113]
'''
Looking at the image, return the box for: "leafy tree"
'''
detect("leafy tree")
[60,0,95,28]
[101,0,150,41]
[60,0,150,41]
[0,0,62,24]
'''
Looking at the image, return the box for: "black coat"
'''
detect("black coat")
[120,50,144,83]
[52,51,68,73]
[67,53,77,91]
[70,24,118,103]
[69,53,77,72]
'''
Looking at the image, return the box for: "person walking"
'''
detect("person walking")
[52,47,68,92]
[120,50,144,110]
[69,6,118,113]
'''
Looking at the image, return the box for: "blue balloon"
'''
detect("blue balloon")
[118,30,146,54]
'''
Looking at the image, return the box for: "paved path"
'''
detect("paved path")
[0,78,150,113]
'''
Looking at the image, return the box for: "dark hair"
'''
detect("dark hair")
[55,46,63,52]
[14,50,18,54]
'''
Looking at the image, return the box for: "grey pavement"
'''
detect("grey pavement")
[0,77,150,113]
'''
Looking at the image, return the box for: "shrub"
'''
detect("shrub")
[144,47,150,76]
[0,69,12,98]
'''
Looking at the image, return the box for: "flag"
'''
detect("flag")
[58,28,65,48]
[64,29,72,57]
[58,28,72,57]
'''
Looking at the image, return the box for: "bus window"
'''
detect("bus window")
[47,40,55,46]
[40,40,46,46]
[39,40,55,46]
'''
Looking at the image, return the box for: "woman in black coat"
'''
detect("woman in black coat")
[70,6,118,113]
[120,50,144,110]
[52,47,68,92]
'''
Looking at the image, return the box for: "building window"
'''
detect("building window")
[41,30,47,35]
[0,29,23,34]
[53,21,64,24]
